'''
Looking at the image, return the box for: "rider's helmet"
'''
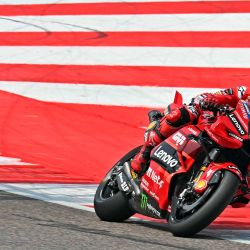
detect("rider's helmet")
[237,86,250,101]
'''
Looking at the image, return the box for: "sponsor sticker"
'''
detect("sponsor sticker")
[118,172,130,192]
[243,101,250,119]
[140,178,149,192]
[172,132,186,146]
[146,167,164,188]
[153,146,178,168]
[140,193,161,217]
[147,203,161,217]
[194,180,207,191]
[228,113,246,135]
[141,193,148,209]
[240,102,249,120]
[149,190,160,201]
[228,132,243,142]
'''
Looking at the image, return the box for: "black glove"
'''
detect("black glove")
[199,96,220,111]
[148,110,163,122]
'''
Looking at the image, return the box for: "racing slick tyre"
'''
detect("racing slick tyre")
[168,171,240,237]
[94,146,141,222]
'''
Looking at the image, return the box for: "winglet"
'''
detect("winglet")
[174,91,183,105]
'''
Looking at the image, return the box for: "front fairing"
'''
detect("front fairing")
[205,101,250,149]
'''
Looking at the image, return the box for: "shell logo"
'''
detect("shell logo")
[194,180,207,192]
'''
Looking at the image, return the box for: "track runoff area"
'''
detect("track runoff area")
[0,0,249,246]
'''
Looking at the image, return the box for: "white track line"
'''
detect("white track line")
[0,81,217,107]
[1,47,250,68]
[1,14,250,32]
[0,156,37,165]
[0,183,249,244]
[204,229,250,245]
[0,183,96,212]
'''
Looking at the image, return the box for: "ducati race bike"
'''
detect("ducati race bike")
[94,92,250,237]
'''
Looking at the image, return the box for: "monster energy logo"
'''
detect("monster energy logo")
[141,194,148,209]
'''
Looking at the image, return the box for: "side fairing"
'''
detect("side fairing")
[151,126,202,173]
[205,101,250,148]
[151,142,180,174]
[140,160,174,210]
[139,126,202,211]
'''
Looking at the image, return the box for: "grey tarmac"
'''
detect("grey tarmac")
[0,191,248,250]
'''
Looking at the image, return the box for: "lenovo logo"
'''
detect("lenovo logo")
[228,113,246,135]
[153,146,178,168]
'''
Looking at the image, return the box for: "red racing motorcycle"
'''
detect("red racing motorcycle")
[94,92,250,237]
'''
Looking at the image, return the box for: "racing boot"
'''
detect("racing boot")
[129,110,163,174]
[130,132,160,174]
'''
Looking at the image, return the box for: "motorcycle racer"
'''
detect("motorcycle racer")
[95,85,250,233]
[130,86,250,174]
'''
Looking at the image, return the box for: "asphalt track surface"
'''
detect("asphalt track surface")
[0,190,248,250]
[0,1,250,249]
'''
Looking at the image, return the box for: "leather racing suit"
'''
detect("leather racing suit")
[130,86,250,174]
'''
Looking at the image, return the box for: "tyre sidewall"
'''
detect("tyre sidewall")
[94,146,142,222]
[168,171,240,237]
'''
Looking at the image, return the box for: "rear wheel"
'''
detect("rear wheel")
[94,146,141,222]
[168,171,240,237]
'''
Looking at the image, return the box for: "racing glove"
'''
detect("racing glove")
[148,110,163,122]
[199,95,221,111]
[192,93,221,112]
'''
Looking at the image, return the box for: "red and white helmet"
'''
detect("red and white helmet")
[237,86,250,100]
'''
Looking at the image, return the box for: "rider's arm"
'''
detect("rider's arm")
[192,86,249,110]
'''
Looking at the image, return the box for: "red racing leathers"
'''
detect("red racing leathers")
[130,86,250,173]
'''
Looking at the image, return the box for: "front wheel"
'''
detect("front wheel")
[168,171,240,237]
[94,146,141,222]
